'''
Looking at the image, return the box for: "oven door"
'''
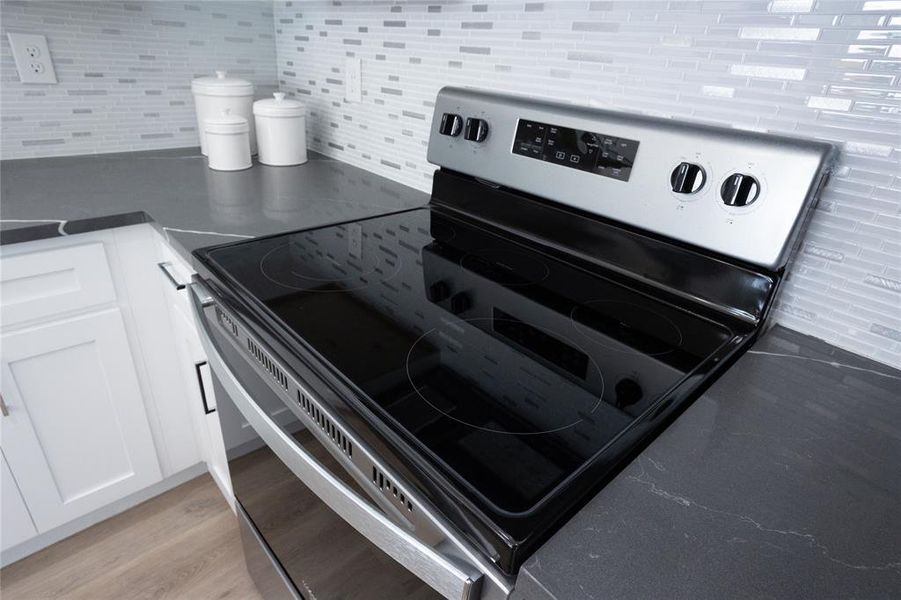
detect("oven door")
[189,282,485,600]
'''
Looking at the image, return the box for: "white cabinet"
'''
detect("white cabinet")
[0,309,162,531]
[0,225,210,565]
[1,451,37,551]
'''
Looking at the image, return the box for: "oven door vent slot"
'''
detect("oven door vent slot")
[246,338,288,390]
[215,307,239,337]
[372,465,414,513]
[298,391,353,459]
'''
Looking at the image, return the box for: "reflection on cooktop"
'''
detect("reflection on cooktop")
[460,247,551,287]
[259,228,402,292]
[571,300,684,356]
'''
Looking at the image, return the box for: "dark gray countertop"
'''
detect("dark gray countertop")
[514,324,901,600]
[2,148,899,598]
[0,147,429,262]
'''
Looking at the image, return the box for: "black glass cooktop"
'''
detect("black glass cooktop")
[202,206,739,517]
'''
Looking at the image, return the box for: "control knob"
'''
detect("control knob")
[670,162,706,194]
[450,292,472,315]
[439,113,463,137]
[614,378,643,409]
[426,280,451,302]
[464,118,489,143]
[721,173,760,207]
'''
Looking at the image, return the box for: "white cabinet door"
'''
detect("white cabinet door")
[169,304,233,505]
[0,309,162,532]
[1,450,37,551]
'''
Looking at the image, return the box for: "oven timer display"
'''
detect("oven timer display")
[512,119,639,182]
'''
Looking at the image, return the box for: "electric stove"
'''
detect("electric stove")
[191,87,835,599]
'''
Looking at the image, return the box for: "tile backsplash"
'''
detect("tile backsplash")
[0,1,276,158]
[272,0,901,366]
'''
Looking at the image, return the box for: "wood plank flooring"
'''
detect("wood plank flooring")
[1,474,263,600]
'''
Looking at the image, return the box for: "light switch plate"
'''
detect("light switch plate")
[7,32,57,84]
[345,57,362,103]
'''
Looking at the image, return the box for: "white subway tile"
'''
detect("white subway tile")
[729,64,807,79]
[807,96,853,110]
[740,27,820,40]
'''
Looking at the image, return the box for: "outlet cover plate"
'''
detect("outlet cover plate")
[7,32,57,84]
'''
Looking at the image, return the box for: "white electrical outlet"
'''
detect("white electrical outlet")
[7,32,57,84]
[345,57,362,103]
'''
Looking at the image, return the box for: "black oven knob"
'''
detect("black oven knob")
[439,113,463,137]
[670,162,705,194]
[464,118,489,142]
[426,280,451,302]
[450,292,472,314]
[614,377,643,409]
[721,173,760,207]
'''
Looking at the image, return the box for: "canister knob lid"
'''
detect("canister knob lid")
[253,92,306,118]
[191,70,254,97]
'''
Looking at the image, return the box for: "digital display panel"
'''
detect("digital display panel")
[512,119,640,182]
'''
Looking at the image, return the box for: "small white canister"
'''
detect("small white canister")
[191,70,256,155]
[253,92,307,166]
[205,110,252,172]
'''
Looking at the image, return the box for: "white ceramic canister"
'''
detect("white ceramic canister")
[191,70,256,155]
[253,92,307,166]
[204,110,252,172]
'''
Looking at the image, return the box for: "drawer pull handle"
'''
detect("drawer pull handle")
[194,361,216,414]
[0,393,8,417]
[157,262,186,291]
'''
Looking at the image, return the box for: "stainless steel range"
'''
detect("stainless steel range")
[188,87,835,599]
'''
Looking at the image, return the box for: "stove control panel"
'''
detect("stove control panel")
[512,119,639,182]
[427,87,836,270]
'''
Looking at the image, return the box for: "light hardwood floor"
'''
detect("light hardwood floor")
[0,474,263,600]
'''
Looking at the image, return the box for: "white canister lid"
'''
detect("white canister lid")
[253,92,306,118]
[191,70,254,97]
[204,109,250,135]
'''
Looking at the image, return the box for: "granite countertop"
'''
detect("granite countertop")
[2,148,899,598]
[0,147,429,262]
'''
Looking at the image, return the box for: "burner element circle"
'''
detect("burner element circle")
[570,300,683,355]
[259,239,401,292]
[460,247,550,287]
[405,317,604,435]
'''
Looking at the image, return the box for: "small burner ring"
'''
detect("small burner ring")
[259,239,402,292]
[405,317,605,435]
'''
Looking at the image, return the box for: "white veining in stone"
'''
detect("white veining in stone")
[161,226,254,240]
[1,218,68,236]
[627,458,901,574]
[747,350,901,380]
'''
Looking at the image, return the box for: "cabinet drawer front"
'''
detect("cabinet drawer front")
[1,243,117,327]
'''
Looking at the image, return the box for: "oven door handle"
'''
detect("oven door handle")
[189,282,483,600]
